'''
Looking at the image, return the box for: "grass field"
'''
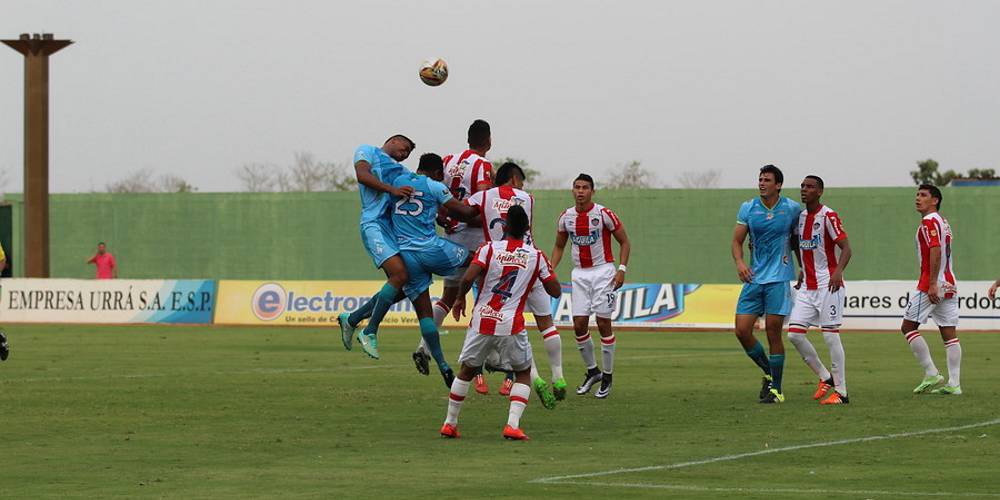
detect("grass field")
[2,324,999,499]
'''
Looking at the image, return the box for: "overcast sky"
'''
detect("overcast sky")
[2,1,998,193]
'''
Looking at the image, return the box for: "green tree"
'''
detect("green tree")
[965,168,998,180]
[605,160,658,189]
[489,156,539,183]
[909,158,958,186]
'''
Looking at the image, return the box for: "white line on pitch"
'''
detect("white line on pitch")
[531,418,1000,484]
[548,480,1000,498]
[0,364,409,384]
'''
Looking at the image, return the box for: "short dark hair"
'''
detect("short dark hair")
[98,242,106,246]
[385,134,416,149]
[506,205,529,240]
[574,173,595,189]
[804,175,824,189]
[467,119,490,149]
[919,184,943,209]
[760,164,784,185]
[495,162,525,186]
[417,153,443,175]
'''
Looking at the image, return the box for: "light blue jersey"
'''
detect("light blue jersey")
[737,196,800,284]
[354,144,409,226]
[390,172,468,300]
[390,173,453,251]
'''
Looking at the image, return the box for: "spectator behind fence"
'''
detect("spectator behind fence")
[87,242,117,279]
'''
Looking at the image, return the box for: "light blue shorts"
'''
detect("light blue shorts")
[360,221,400,268]
[736,281,792,317]
[400,238,469,301]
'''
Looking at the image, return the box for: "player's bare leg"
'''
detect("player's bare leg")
[901,319,943,393]
[574,315,602,395]
[594,316,616,398]
[735,314,772,399]
[931,326,962,394]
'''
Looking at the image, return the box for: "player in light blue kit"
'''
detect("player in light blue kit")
[384,153,479,386]
[338,135,416,360]
[731,164,801,404]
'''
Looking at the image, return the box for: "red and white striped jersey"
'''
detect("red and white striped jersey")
[556,203,623,269]
[916,212,957,297]
[466,185,535,244]
[796,205,847,290]
[440,150,493,234]
[469,239,555,336]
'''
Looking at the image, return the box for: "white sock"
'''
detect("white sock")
[507,382,530,428]
[541,326,564,380]
[530,359,541,381]
[600,334,616,374]
[788,327,831,381]
[445,378,470,425]
[822,328,847,395]
[944,338,962,387]
[576,331,597,370]
[432,300,450,328]
[904,330,939,377]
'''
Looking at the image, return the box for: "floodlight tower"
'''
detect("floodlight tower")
[3,33,72,277]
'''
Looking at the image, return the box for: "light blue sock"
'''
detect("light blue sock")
[769,354,786,392]
[419,317,449,372]
[745,341,771,376]
[362,283,399,336]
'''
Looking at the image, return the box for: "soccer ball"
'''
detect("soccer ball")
[419,58,448,86]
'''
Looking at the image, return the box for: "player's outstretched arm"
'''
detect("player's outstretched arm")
[829,238,853,292]
[452,262,485,321]
[612,226,631,290]
[442,199,478,223]
[732,224,753,283]
[550,231,568,270]
[354,160,413,198]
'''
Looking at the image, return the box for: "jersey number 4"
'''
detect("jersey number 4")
[491,269,520,302]
[394,191,425,216]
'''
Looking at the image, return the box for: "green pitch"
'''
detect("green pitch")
[2,324,999,499]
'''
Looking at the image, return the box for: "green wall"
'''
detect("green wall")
[6,186,998,282]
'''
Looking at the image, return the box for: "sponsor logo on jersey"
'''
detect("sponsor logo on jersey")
[799,235,821,250]
[496,249,529,269]
[591,217,600,226]
[478,304,504,321]
[491,196,525,212]
[570,231,599,246]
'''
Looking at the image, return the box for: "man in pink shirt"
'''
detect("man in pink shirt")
[87,242,117,279]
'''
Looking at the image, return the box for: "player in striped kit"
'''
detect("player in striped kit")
[550,174,631,399]
[787,176,853,405]
[902,184,963,395]
[464,162,567,408]
[412,120,495,393]
[440,205,562,441]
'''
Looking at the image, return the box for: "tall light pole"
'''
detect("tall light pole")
[3,33,72,278]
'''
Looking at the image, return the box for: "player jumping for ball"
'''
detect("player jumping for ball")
[550,174,630,399]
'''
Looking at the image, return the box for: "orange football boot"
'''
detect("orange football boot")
[813,379,833,400]
[820,392,849,405]
[440,423,460,438]
[473,374,489,395]
[502,425,529,441]
[499,378,514,396]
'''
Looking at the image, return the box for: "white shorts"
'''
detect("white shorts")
[458,330,533,372]
[571,263,617,318]
[904,291,959,327]
[443,230,484,286]
[788,287,845,328]
[527,280,553,316]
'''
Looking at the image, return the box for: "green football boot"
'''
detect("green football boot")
[930,385,962,395]
[533,377,557,410]
[337,313,355,351]
[913,374,944,394]
[552,377,568,401]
